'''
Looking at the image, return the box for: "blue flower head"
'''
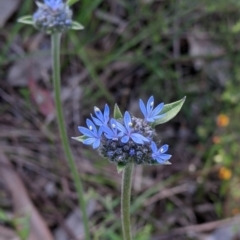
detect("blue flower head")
[139,96,165,122]
[74,95,181,166]
[78,119,103,149]
[91,104,110,126]
[102,118,123,141]
[33,0,72,33]
[151,142,172,164]
[116,111,149,144]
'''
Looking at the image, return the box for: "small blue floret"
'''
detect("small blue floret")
[116,111,149,144]
[139,96,165,122]
[151,142,172,164]
[91,104,110,126]
[102,118,123,141]
[78,119,103,149]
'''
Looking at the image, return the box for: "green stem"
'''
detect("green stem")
[51,33,90,240]
[121,163,134,240]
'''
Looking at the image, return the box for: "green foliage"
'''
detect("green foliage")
[154,97,186,126]
[71,21,84,30]
[67,0,80,7]
[72,135,88,142]
[13,215,30,240]
[0,209,30,240]
[114,104,123,120]
[134,225,152,240]
[17,15,33,25]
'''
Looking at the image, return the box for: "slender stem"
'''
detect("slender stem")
[51,33,90,240]
[121,163,134,240]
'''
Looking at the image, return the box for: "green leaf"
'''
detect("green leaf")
[117,162,127,173]
[71,135,87,142]
[113,104,123,119]
[154,96,186,125]
[67,0,80,7]
[71,21,84,30]
[17,15,34,25]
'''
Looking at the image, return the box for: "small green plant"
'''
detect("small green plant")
[18,0,89,239]
[74,96,185,239]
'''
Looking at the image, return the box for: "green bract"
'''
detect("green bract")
[117,162,127,173]
[71,21,84,30]
[153,96,186,126]
[72,135,88,142]
[17,15,34,25]
[67,0,80,7]
[114,103,123,120]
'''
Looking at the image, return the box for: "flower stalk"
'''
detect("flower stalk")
[121,163,134,240]
[51,32,90,240]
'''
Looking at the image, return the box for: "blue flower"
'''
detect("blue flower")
[78,119,102,149]
[139,96,165,122]
[151,142,172,164]
[44,0,63,9]
[102,119,123,141]
[116,111,149,144]
[91,104,110,126]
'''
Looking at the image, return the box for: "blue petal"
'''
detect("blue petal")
[139,99,147,117]
[98,126,103,136]
[78,127,95,137]
[159,154,172,160]
[93,139,101,149]
[94,106,104,122]
[121,135,129,143]
[44,0,62,9]
[102,125,113,136]
[155,154,172,163]
[104,133,114,139]
[110,118,118,125]
[151,102,164,117]
[86,119,97,134]
[124,111,132,132]
[91,115,103,126]
[147,96,154,114]
[104,104,110,122]
[160,144,169,153]
[146,117,155,122]
[130,134,144,144]
[110,119,118,134]
[116,122,127,133]
[83,138,96,145]
[131,133,149,144]
[151,141,158,153]
[118,131,124,137]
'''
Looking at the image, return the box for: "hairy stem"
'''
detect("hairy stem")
[121,163,134,240]
[51,32,90,240]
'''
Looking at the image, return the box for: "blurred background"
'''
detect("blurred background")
[0,0,240,239]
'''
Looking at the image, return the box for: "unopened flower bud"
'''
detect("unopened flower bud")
[33,1,72,33]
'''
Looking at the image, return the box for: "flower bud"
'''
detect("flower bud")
[33,1,72,33]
